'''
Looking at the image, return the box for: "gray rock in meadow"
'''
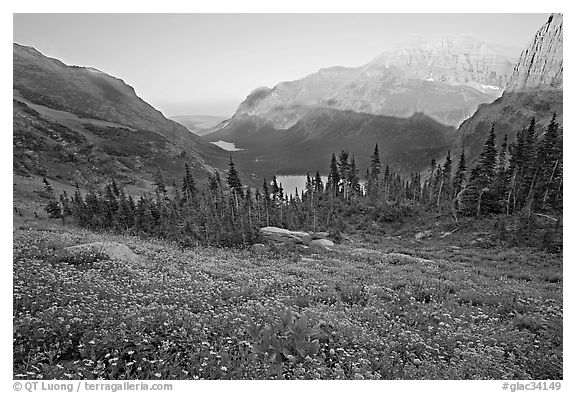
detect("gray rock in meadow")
[65,242,141,263]
[310,231,329,240]
[311,238,335,249]
[259,226,312,245]
[415,230,432,240]
[250,243,268,253]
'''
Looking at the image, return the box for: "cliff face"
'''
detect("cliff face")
[455,14,563,160]
[369,35,517,95]
[507,14,563,90]
[225,35,519,131]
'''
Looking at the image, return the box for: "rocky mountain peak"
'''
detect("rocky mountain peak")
[507,13,563,90]
[367,34,518,95]
[228,35,519,130]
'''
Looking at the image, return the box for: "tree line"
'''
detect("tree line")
[44,114,562,248]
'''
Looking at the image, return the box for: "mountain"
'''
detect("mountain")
[203,35,516,177]
[455,14,563,159]
[507,14,563,90]
[13,43,228,188]
[222,35,518,133]
[205,108,455,177]
[369,35,519,97]
[170,115,228,136]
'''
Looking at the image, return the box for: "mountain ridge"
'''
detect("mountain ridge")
[205,107,455,177]
[223,34,519,133]
[13,42,230,188]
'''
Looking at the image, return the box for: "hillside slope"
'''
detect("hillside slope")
[13,43,229,187]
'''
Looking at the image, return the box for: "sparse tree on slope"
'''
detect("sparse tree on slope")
[461,124,498,217]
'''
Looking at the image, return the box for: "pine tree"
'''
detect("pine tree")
[508,127,527,213]
[452,149,467,198]
[42,177,54,198]
[367,144,381,198]
[383,164,391,203]
[520,118,538,206]
[262,178,271,226]
[348,156,361,197]
[314,171,323,194]
[271,176,280,201]
[536,113,562,210]
[181,164,197,204]
[327,153,340,195]
[227,155,243,198]
[461,124,498,217]
[338,151,350,199]
[440,150,452,204]
[494,134,510,213]
[154,167,167,194]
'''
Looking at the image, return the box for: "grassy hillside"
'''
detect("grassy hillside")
[13,43,232,188]
[13,182,562,380]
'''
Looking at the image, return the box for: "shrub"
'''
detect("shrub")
[247,309,321,364]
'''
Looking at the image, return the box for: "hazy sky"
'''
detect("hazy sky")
[14,13,547,117]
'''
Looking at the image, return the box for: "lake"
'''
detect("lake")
[276,175,328,197]
[276,175,366,197]
[211,140,244,151]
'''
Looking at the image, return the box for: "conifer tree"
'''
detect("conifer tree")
[461,124,498,216]
[314,171,323,194]
[494,134,510,213]
[262,178,271,226]
[181,163,197,204]
[440,150,452,204]
[520,118,538,205]
[227,155,243,199]
[327,153,340,195]
[367,144,381,198]
[348,156,361,197]
[453,149,467,200]
[154,167,167,194]
[536,113,562,210]
[42,177,54,198]
[338,151,350,199]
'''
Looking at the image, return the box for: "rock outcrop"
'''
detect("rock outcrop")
[311,239,335,250]
[453,14,563,161]
[370,35,517,95]
[65,242,142,263]
[507,14,563,90]
[259,227,312,245]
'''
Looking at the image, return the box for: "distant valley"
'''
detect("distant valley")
[170,114,227,136]
[13,15,563,186]
[203,18,562,178]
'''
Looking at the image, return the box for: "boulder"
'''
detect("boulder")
[311,238,335,250]
[259,227,311,245]
[415,230,432,240]
[250,243,268,253]
[65,242,141,263]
